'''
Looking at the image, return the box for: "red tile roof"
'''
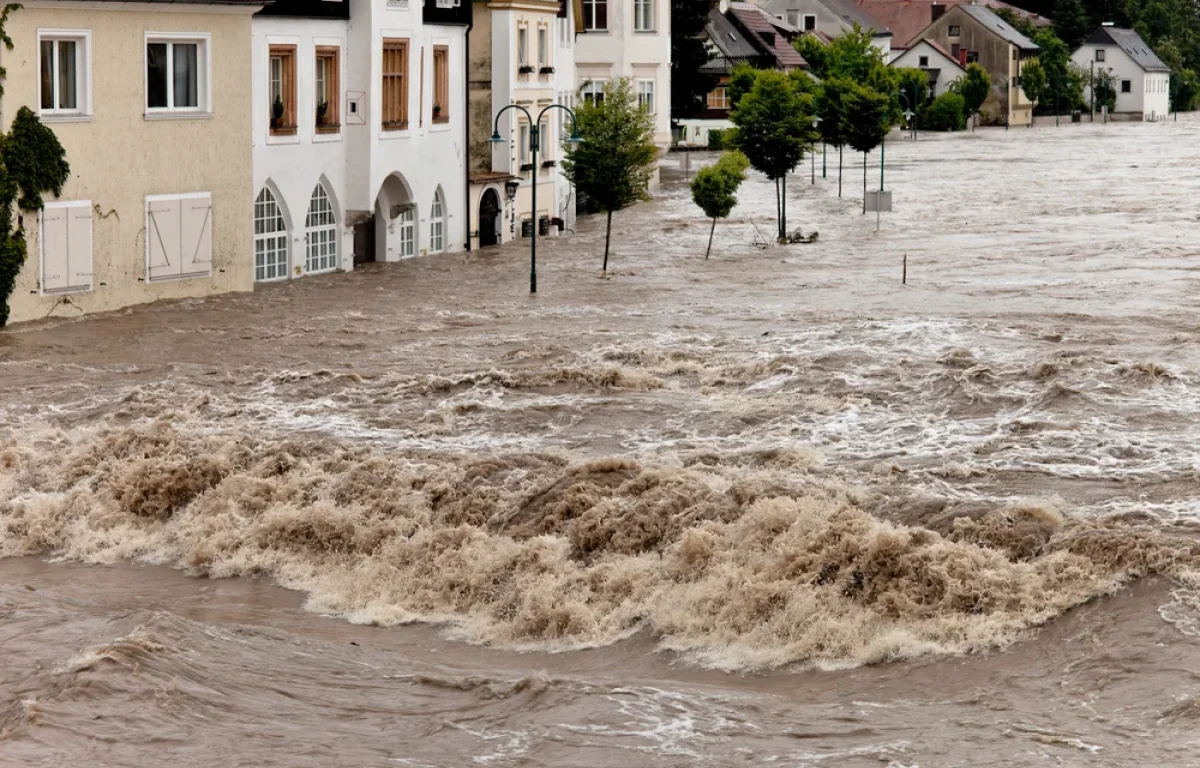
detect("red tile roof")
[855,0,1049,49]
[728,4,807,70]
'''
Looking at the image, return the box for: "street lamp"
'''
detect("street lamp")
[896,90,916,140]
[491,103,582,294]
[811,115,822,184]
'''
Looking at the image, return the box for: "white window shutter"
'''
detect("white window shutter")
[41,208,70,292]
[180,195,212,277]
[147,198,183,281]
[67,205,93,290]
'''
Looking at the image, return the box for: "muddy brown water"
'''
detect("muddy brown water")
[4,121,1200,766]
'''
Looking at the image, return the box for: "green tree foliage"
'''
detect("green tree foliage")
[1032,28,1085,115]
[670,0,719,122]
[1019,57,1048,122]
[727,62,757,111]
[795,34,830,77]
[1092,68,1117,112]
[690,151,750,259]
[1172,67,1200,110]
[922,92,968,131]
[894,67,930,107]
[952,63,992,122]
[1052,0,1090,49]
[729,69,816,241]
[840,82,890,214]
[815,76,852,197]
[993,7,1039,39]
[561,78,657,275]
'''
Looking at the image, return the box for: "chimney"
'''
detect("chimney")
[931,3,946,22]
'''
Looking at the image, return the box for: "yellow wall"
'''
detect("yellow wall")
[4,3,255,325]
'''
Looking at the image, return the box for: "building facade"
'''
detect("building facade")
[754,0,892,59]
[1072,26,1171,122]
[252,0,470,279]
[575,0,671,150]
[6,0,260,325]
[889,39,965,97]
[910,4,1038,126]
[468,0,578,251]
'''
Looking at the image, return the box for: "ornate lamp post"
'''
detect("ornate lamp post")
[491,103,582,294]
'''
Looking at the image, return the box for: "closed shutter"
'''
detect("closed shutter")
[180,196,212,277]
[40,207,69,292]
[147,197,182,281]
[67,205,93,290]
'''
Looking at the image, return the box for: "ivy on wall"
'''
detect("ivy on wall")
[0,3,72,327]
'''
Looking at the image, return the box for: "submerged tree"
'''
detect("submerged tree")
[1020,58,1048,123]
[561,78,658,277]
[953,63,992,126]
[840,82,890,214]
[690,151,749,260]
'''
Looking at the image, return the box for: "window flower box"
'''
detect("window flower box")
[539,66,555,75]
[518,65,536,74]
[519,162,535,172]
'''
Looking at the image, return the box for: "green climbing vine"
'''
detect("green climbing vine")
[0,3,72,326]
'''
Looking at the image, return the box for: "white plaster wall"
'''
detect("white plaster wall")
[252,16,353,279]
[1073,43,1170,119]
[891,41,964,97]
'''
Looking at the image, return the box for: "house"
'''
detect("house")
[856,0,1049,56]
[890,38,965,97]
[909,3,1038,126]
[252,0,471,279]
[575,0,671,153]
[6,0,261,325]
[678,1,808,147]
[468,0,579,249]
[754,0,892,60]
[1071,26,1171,122]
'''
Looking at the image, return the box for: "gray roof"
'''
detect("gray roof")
[819,0,891,37]
[958,4,1038,51]
[706,8,761,59]
[1084,27,1170,72]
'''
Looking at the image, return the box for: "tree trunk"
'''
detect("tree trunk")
[862,152,867,215]
[706,217,716,260]
[774,178,782,241]
[602,210,613,275]
[838,146,843,197]
[781,173,787,242]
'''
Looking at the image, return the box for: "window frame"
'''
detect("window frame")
[948,25,961,37]
[637,78,656,114]
[633,0,654,32]
[268,44,298,136]
[37,29,91,119]
[581,79,607,106]
[1121,79,1132,93]
[253,186,290,283]
[803,14,817,31]
[918,55,929,67]
[1095,48,1106,62]
[432,45,450,123]
[518,25,529,67]
[706,86,729,111]
[315,44,342,135]
[305,183,339,274]
[538,26,549,67]
[381,37,410,132]
[582,0,608,32]
[429,189,446,254]
[144,32,211,117]
[39,199,93,295]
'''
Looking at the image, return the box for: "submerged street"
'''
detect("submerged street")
[3,120,1200,767]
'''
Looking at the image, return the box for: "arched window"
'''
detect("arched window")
[305,183,338,273]
[254,186,288,281]
[430,189,445,253]
[398,206,416,258]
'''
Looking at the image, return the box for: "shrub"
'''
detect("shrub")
[707,128,727,150]
[922,92,967,131]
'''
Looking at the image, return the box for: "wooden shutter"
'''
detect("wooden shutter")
[147,197,183,281]
[180,195,212,277]
[433,46,449,122]
[40,207,69,292]
[382,38,409,130]
[66,205,93,290]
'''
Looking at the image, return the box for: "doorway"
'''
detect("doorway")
[479,188,501,248]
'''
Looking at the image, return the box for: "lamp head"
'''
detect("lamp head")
[568,130,583,144]
[490,130,504,143]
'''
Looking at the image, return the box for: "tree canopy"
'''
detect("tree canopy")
[952,63,992,120]
[690,151,750,259]
[670,0,719,123]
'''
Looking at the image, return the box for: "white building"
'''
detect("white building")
[468,0,578,249]
[1072,26,1171,122]
[753,0,892,60]
[889,38,964,97]
[251,0,470,285]
[575,0,672,151]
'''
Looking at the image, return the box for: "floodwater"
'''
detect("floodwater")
[4,119,1200,767]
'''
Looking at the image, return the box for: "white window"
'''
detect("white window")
[38,31,90,117]
[1095,48,1106,62]
[519,26,528,66]
[637,79,655,113]
[581,79,606,106]
[538,27,548,67]
[582,0,607,31]
[145,34,210,114]
[147,192,212,282]
[540,117,552,161]
[398,206,416,258]
[519,122,530,164]
[803,14,817,31]
[40,200,92,294]
[634,0,654,32]
[253,187,288,281]
[305,184,338,273]
[430,189,446,253]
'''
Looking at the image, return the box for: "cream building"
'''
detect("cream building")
[4,0,260,325]
[469,0,578,249]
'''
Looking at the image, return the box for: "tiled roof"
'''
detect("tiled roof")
[855,0,1049,49]
[957,4,1038,49]
[820,0,890,36]
[1084,27,1170,72]
[728,4,807,69]
[707,7,761,60]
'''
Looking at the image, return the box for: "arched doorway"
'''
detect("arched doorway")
[479,188,500,248]
[363,173,414,262]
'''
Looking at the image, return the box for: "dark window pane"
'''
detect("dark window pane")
[147,43,168,108]
[596,0,607,29]
[173,43,198,108]
[41,41,55,109]
[58,40,77,110]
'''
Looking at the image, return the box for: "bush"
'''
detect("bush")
[707,128,727,150]
[922,92,967,131]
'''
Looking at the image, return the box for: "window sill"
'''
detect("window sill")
[582,29,610,34]
[267,133,301,146]
[42,285,93,297]
[382,122,410,132]
[39,113,92,123]
[316,124,341,134]
[432,116,449,124]
[313,132,343,144]
[144,111,213,121]
[270,127,299,136]
[633,30,658,34]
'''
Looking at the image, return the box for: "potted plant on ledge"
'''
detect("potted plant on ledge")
[271,96,284,130]
[539,66,555,75]
[316,100,328,127]
[519,64,536,75]
[433,103,442,120]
